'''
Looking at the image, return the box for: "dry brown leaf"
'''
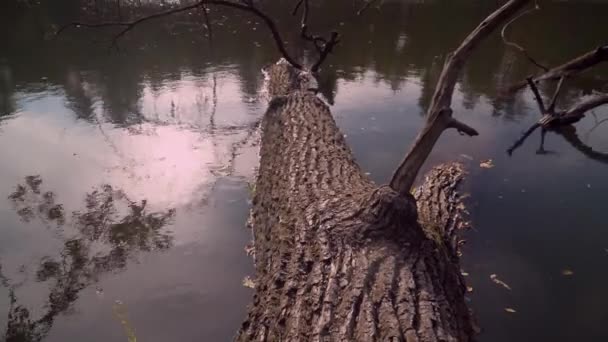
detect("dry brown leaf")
[242,276,256,289]
[504,308,517,313]
[480,159,494,169]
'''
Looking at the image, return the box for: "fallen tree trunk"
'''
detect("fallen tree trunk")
[237,61,474,341]
[237,1,532,340]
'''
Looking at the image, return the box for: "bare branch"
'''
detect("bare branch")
[507,122,541,155]
[57,0,303,69]
[500,4,549,71]
[201,5,213,43]
[390,0,530,194]
[357,0,381,16]
[448,118,479,136]
[311,31,340,72]
[509,45,608,91]
[557,125,608,164]
[548,76,565,112]
[526,76,545,113]
[291,0,304,16]
[559,93,608,125]
[294,0,340,72]
[508,93,608,155]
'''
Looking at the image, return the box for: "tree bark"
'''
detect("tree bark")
[237,1,534,339]
[236,62,474,342]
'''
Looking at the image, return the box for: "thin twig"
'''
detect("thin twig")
[294,0,339,72]
[311,31,340,72]
[548,76,565,112]
[357,0,381,16]
[201,5,213,43]
[501,4,549,71]
[508,45,608,92]
[291,0,304,15]
[57,0,303,69]
[526,77,546,113]
[507,122,541,155]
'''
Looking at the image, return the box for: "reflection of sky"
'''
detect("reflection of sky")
[0,68,262,341]
[1,70,260,213]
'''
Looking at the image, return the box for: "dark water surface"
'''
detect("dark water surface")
[1,0,608,341]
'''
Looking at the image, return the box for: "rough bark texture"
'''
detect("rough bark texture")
[236,61,474,342]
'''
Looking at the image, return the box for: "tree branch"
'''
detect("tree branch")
[293,0,341,72]
[507,122,541,155]
[357,0,381,16]
[507,92,608,156]
[557,125,608,164]
[201,5,213,43]
[509,45,608,91]
[547,76,565,112]
[500,3,549,71]
[311,31,340,72]
[57,0,303,69]
[448,118,479,136]
[526,76,546,112]
[390,0,530,195]
[559,93,608,125]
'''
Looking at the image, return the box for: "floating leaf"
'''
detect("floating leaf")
[504,308,517,313]
[490,274,512,290]
[479,159,494,169]
[561,269,574,276]
[460,154,474,161]
[243,276,256,289]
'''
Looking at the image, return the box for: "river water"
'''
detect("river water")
[1,0,607,341]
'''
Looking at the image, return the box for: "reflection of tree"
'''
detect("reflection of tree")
[556,125,608,164]
[2,176,175,342]
[4,0,607,124]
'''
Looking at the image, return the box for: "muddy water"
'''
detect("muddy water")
[1,0,608,341]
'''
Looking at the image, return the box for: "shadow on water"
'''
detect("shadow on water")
[1,176,175,342]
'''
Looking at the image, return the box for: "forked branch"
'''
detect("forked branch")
[509,45,608,91]
[58,0,304,69]
[390,0,530,195]
[500,3,549,71]
[508,77,608,155]
[292,0,341,72]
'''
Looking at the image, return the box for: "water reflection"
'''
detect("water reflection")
[1,0,608,341]
[2,0,606,126]
[2,177,175,342]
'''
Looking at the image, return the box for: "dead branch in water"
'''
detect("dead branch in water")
[508,45,608,92]
[390,0,530,194]
[500,3,549,71]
